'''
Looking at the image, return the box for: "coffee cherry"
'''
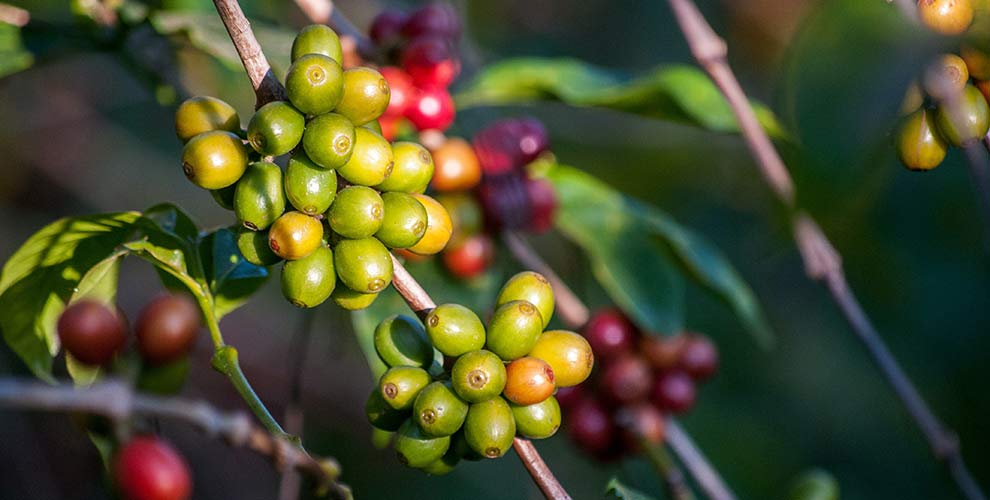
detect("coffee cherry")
[335,68,390,126]
[401,36,460,88]
[511,396,561,439]
[680,334,719,380]
[246,101,305,156]
[181,130,248,190]
[567,397,615,455]
[503,357,555,405]
[236,227,282,266]
[425,303,485,357]
[285,54,344,115]
[268,211,323,260]
[369,10,407,46]
[640,334,688,371]
[380,366,431,411]
[651,370,696,414]
[601,355,652,404]
[896,108,948,171]
[114,436,191,500]
[331,282,379,310]
[414,381,469,437]
[472,118,550,175]
[281,245,335,308]
[614,403,665,452]
[376,141,434,193]
[376,192,428,248]
[420,448,460,475]
[437,192,483,245]
[291,24,342,64]
[582,308,636,359]
[901,82,924,115]
[380,67,414,117]
[285,151,337,216]
[338,128,394,186]
[210,184,237,211]
[441,234,494,279]
[366,388,409,431]
[405,86,455,131]
[526,177,557,233]
[477,172,531,230]
[528,330,594,387]
[486,300,544,361]
[936,84,990,146]
[962,44,990,80]
[234,161,286,231]
[449,428,483,461]
[450,349,507,403]
[407,194,452,255]
[430,137,482,192]
[514,118,551,164]
[302,112,355,169]
[401,3,461,40]
[918,0,974,35]
[333,237,393,293]
[327,186,384,239]
[496,271,554,328]
[374,315,434,368]
[463,397,516,459]
[979,79,990,103]
[394,419,451,468]
[554,385,583,409]
[57,300,127,366]
[135,295,200,365]
[174,96,239,143]
[923,54,970,100]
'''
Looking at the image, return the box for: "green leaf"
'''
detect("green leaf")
[546,165,685,334]
[0,22,33,80]
[787,469,840,500]
[0,213,140,381]
[199,227,268,319]
[456,58,786,138]
[605,478,658,500]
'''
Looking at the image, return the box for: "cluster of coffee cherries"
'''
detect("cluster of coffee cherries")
[175,25,453,311]
[368,3,461,136]
[365,271,594,473]
[557,308,719,460]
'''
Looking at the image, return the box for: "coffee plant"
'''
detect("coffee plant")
[0,1,986,499]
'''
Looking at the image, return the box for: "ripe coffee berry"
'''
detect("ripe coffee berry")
[57,300,127,366]
[113,436,192,500]
[380,67,414,117]
[369,10,407,46]
[401,36,461,88]
[567,397,615,455]
[405,86,455,131]
[442,234,494,279]
[136,295,200,365]
[640,334,688,371]
[582,308,636,359]
[526,177,557,233]
[503,357,555,406]
[651,370,697,414]
[614,403,665,451]
[401,3,461,40]
[680,334,719,380]
[600,355,652,404]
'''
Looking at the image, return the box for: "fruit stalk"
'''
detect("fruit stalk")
[0,378,351,500]
[667,1,986,499]
[639,436,696,500]
[212,0,287,106]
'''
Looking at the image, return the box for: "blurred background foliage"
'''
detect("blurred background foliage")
[0,0,988,499]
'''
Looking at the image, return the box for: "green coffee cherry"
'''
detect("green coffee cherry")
[464,398,516,459]
[234,161,286,231]
[236,227,282,266]
[331,283,379,310]
[327,186,384,239]
[175,96,240,143]
[376,192,428,248]
[420,448,459,475]
[374,315,434,368]
[486,300,544,361]
[496,272,554,328]
[336,67,390,126]
[333,237,393,293]
[424,304,486,357]
[338,128,394,186]
[450,429,483,461]
[247,101,305,156]
[366,388,409,432]
[450,350,507,403]
[268,211,324,260]
[511,396,561,439]
[181,130,249,190]
[280,245,335,308]
[376,142,433,193]
[896,108,948,171]
[211,184,237,210]
[291,24,342,63]
[379,366,431,411]
[936,84,990,146]
[414,381,469,437]
[363,120,383,135]
[285,151,337,215]
[394,419,450,468]
[302,112,355,169]
[285,54,344,115]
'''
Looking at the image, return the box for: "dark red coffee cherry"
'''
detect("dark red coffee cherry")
[567,397,615,455]
[514,117,550,165]
[526,176,557,233]
[582,308,636,360]
[477,172,531,231]
[442,233,494,279]
[615,403,665,452]
[380,66,414,117]
[600,355,652,404]
[401,36,461,88]
[57,300,127,366]
[369,9,407,46]
[404,86,455,131]
[651,370,696,414]
[135,295,201,365]
[401,3,461,40]
[640,334,688,371]
[472,118,550,175]
[113,436,192,500]
[679,334,719,381]
[554,385,584,410]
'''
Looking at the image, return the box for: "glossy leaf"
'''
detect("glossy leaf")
[605,478,657,500]
[456,58,786,138]
[200,227,268,319]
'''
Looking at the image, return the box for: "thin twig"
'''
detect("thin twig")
[212,0,286,107]
[0,378,350,500]
[667,1,986,499]
[665,420,735,500]
[0,3,29,27]
[640,437,696,500]
[278,310,317,500]
[513,438,572,500]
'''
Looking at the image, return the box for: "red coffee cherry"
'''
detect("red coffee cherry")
[526,176,557,233]
[615,403,666,452]
[57,300,127,366]
[679,334,719,381]
[477,172,531,231]
[640,334,688,371]
[136,295,201,365]
[554,385,584,410]
[472,118,550,175]
[401,36,461,88]
[442,233,494,279]
[651,370,696,414]
[369,9,407,46]
[379,67,415,118]
[401,3,461,40]
[404,86,455,131]
[567,397,615,455]
[581,308,636,359]
[513,117,550,165]
[113,436,192,500]
[600,355,652,404]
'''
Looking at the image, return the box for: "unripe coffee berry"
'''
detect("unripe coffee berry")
[333,237,393,293]
[280,245,335,308]
[380,366,432,411]
[528,330,594,387]
[246,101,305,156]
[284,151,337,216]
[896,108,947,171]
[376,192,429,248]
[113,436,192,500]
[463,397,516,459]
[174,96,239,143]
[57,300,127,366]
[961,43,990,80]
[268,211,323,260]
[236,227,282,266]
[496,271,554,328]
[291,24,342,64]
[425,303,486,357]
[511,396,562,439]
[450,349,507,402]
[336,67,391,126]
[414,381,469,437]
[923,54,969,100]
[136,295,200,365]
[394,419,451,468]
[331,282,379,310]
[302,112,355,169]
[327,186,384,239]
[181,131,248,190]
[936,84,990,146]
[377,141,434,193]
[234,161,286,231]
[407,194,452,255]
[338,128,394,186]
[485,300,544,361]
[285,53,344,115]
[374,315,434,368]
[503,356,555,405]
[366,389,409,432]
